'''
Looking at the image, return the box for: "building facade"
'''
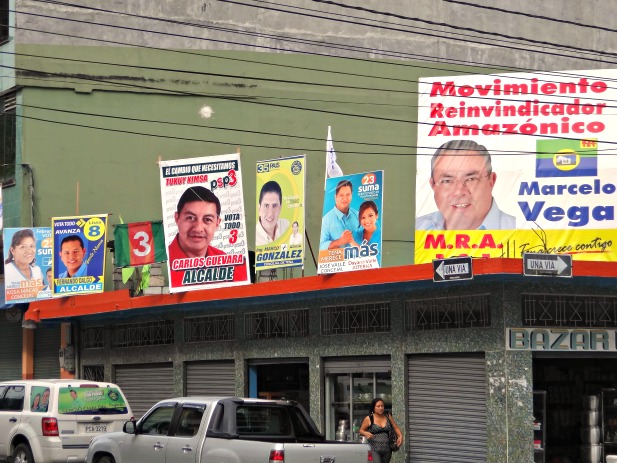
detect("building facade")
[23,259,617,463]
[2,2,617,462]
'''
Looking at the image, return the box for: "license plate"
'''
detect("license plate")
[85,424,107,433]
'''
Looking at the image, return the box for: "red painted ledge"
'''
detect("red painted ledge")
[24,258,617,322]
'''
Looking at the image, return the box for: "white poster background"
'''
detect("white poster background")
[160,153,250,292]
[416,69,617,231]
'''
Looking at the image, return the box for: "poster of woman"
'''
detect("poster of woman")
[3,227,53,302]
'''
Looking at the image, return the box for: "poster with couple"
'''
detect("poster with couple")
[317,170,384,274]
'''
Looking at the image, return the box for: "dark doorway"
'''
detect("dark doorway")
[250,362,310,412]
[533,357,617,463]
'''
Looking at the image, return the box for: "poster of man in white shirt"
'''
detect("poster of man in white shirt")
[255,155,305,271]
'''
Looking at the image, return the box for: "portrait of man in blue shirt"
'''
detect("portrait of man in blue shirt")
[58,235,88,278]
[320,179,361,250]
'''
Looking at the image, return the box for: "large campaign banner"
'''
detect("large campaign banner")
[160,153,250,292]
[3,227,52,302]
[255,155,305,271]
[318,170,384,274]
[416,69,617,263]
[52,215,108,296]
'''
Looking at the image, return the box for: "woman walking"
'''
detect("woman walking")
[359,398,403,463]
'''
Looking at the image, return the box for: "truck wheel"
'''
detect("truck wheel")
[12,443,34,463]
[98,455,116,463]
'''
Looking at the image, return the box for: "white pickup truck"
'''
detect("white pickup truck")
[86,397,372,463]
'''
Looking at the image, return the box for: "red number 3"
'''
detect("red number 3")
[229,229,238,244]
[228,170,237,187]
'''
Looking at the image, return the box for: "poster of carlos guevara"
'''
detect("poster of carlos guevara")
[160,153,251,293]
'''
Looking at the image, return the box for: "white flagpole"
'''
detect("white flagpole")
[325,126,343,190]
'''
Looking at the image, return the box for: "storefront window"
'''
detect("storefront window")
[325,372,391,441]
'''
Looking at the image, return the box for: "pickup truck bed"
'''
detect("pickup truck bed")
[86,397,372,463]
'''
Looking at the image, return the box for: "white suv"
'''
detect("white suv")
[0,379,133,463]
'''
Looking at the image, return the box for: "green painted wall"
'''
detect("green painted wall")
[13,44,493,280]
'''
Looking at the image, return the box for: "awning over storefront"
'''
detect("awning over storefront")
[24,259,617,324]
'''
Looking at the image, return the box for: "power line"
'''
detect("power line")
[10,0,617,101]
[309,0,617,58]
[219,0,617,65]
[6,2,617,153]
[7,7,525,77]
[9,23,617,109]
[19,103,415,149]
[12,47,617,109]
[23,0,617,69]
[9,18,423,88]
[15,101,617,156]
[442,0,617,33]
[4,51,415,96]
[35,0,616,61]
[236,0,614,61]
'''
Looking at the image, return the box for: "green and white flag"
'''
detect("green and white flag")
[114,221,166,267]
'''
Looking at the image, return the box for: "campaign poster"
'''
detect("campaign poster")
[52,215,108,296]
[57,386,127,414]
[416,69,617,263]
[318,171,384,274]
[160,153,251,293]
[255,155,305,271]
[3,227,53,303]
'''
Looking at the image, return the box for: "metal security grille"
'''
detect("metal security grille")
[81,326,104,349]
[405,294,490,331]
[112,320,174,348]
[184,314,234,343]
[523,293,617,327]
[0,319,22,381]
[245,309,308,339]
[408,354,487,462]
[186,360,236,396]
[321,302,390,335]
[82,365,105,381]
[34,326,61,378]
[115,363,174,418]
[323,356,391,374]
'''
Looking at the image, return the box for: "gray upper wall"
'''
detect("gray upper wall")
[13,0,617,72]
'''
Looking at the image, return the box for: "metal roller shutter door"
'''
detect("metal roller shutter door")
[115,363,174,418]
[186,360,235,396]
[323,356,391,374]
[0,318,22,381]
[34,326,61,379]
[408,354,487,463]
